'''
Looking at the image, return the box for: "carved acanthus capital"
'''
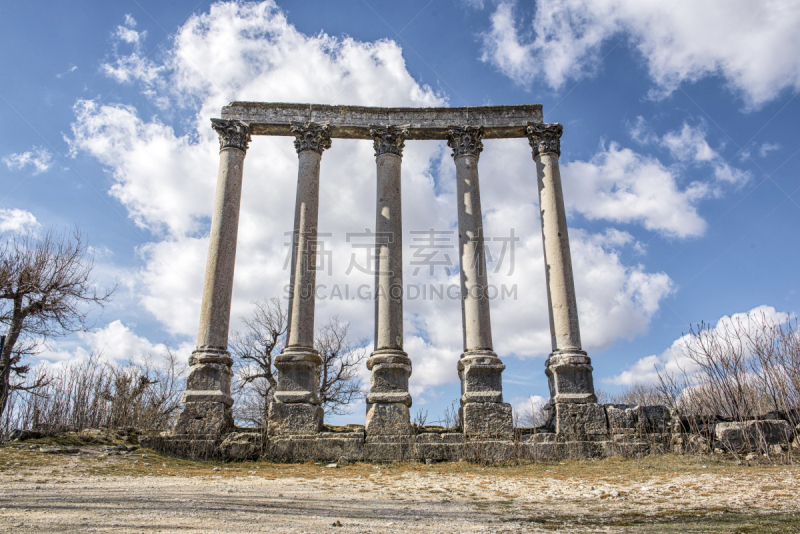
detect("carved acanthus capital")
[446,126,484,160]
[211,119,251,152]
[290,121,332,154]
[369,125,409,157]
[527,122,563,158]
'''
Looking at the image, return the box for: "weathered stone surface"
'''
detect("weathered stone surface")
[554,403,608,439]
[462,402,513,440]
[366,353,412,406]
[365,403,412,437]
[174,401,234,435]
[606,404,639,432]
[605,404,672,434]
[545,352,596,404]
[268,402,323,436]
[458,354,505,404]
[715,419,792,452]
[220,102,543,139]
[219,432,264,461]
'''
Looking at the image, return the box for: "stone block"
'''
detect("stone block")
[268,402,323,436]
[367,353,412,404]
[274,349,322,404]
[458,353,505,404]
[545,352,596,404]
[462,440,515,462]
[715,419,792,453]
[365,403,412,437]
[174,401,234,435]
[462,402,513,439]
[554,403,608,439]
[606,404,638,432]
[521,432,556,444]
[185,362,233,395]
[219,432,264,461]
[643,406,672,433]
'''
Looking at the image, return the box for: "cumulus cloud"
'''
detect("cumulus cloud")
[101,14,163,88]
[35,320,194,369]
[560,119,752,240]
[608,305,793,386]
[67,1,679,404]
[660,122,750,187]
[0,209,40,234]
[3,147,53,175]
[562,143,709,238]
[478,0,800,108]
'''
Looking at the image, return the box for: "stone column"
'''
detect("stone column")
[446,126,512,440]
[527,123,597,406]
[174,119,250,437]
[268,121,331,436]
[365,125,413,438]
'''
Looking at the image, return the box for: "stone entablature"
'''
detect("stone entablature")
[220,102,543,139]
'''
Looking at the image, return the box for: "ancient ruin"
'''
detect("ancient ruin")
[145,103,728,461]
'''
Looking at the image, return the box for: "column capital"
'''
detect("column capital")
[527,122,563,158]
[290,121,332,154]
[211,119,251,152]
[447,125,484,160]
[369,124,409,157]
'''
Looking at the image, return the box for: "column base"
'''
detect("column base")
[458,350,505,404]
[365,403,413,437]
[268,401,324,436]
[365,349,412,436]
[274,346,323,404]
[174,347,235,436]
[174,401,234,436]
[462,402,513,440]
[545,350,597,404]
[366,349,412,405]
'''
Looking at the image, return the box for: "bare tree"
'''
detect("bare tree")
[0,228,116,419]
[316,316,368,416]
[229,298,287,427]
[230,299,367,425]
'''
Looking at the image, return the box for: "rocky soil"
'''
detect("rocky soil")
[0,443,799,533]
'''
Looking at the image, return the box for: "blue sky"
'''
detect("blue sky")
[2,0,799,424]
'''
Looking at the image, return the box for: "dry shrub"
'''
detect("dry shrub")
[655,312,800,457]
[1,350,185,441]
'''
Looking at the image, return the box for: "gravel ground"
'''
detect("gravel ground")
[1,444,799,533]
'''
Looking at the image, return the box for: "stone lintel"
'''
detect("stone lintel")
[219,102,543,139]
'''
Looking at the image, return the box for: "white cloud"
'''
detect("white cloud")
[101,14,163,88]
[34,320,194,369]
[759,142,781,157]
[562,142,709,238]
[660,122,750,187]
[3,147,53,175]
[560,120,752,240]
[608,305,793,386]
[479,0,800,108]
[68,1,679,406]
[0,209,40,234]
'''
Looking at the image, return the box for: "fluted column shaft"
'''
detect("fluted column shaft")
[175,119,250,435]
[447,126,512,440]
[528,123,595,404]
[365,126,412,438]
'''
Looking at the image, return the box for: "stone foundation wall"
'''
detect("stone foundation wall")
[141,403,800,462]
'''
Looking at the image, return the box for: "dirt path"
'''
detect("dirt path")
[1,444,799,533]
